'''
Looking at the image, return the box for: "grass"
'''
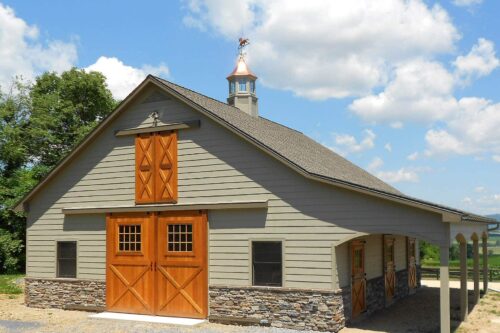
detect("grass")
[421,254,500,268]
[0,274,24,294]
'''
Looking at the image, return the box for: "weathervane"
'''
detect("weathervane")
[238,37,250,57]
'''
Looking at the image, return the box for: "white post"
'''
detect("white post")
[440,245,450,333]
[459,240,468,321]
[482,236,488,294]
[473,238,480,303]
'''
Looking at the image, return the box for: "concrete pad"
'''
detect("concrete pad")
[89,312,205,326]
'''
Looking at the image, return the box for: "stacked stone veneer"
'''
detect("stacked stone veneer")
[209,286,346,332]
[25,278,105,310]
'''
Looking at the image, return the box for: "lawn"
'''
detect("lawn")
[421,254,500,268]
[0,274,24,294]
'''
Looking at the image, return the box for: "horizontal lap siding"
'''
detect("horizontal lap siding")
[27,88,444,290]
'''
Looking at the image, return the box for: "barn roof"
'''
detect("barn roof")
[14,76,496,225]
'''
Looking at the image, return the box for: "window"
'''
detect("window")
[252,241,282,287]
[57,241,77,278]
[118,225,142,252]
[168,224,193,252]
[239,80,247,92]
[229,81,235,94]
[250,80,255,93]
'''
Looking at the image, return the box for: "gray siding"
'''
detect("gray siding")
[27,87,445,290]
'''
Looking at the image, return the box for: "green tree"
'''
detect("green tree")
[0,69,116,273]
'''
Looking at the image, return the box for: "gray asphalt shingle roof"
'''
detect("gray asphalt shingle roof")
[155,77,402,195]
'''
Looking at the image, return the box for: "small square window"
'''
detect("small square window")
[168,224,193,252]
[57,241,77,278]
[239,80,247,92]
[229,81,236,94]
[252,241,282,287]
[118,225,142,252]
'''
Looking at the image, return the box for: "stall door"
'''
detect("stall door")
[384,235,396,304]
[407,237,417,292]
[155,211,208,318]
[351,240,366,318]
[106,213,155,315]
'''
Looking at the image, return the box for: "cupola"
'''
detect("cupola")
[227,38,258,117]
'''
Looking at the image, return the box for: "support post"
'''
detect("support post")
[473,238,480,303]
[482,236,488,294]
[459,240,468,321]
[440,245,450,333]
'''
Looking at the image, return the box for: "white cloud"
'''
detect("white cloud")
[350,59,457,124]
[424,98,500,156]
[493,155,500,163]
[407,152,419,161]
[183,0,458,99]
[452,0,482,7]
[0,3,77,90]
[474,186,485,193]
[332,129,376,155]
[454,38,499,82]
[462,197,472,204]
[86,56,170,100]
[384,143,392,152]
[376,168,419,183]
[367,156,384,171]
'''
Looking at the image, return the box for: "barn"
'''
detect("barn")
[16,56,495,333]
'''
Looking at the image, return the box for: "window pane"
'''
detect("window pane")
[239,80,246,92]
[168,224,193,252]
[118,224,141,252]
[252,241,282,287]
[57,242,77,278]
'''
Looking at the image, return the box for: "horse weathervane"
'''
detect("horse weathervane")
[238,37,250,56]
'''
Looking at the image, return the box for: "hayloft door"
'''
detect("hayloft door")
[155,211,208,318]
[384,235,396,304]
[351,240,366,318]
[106,213,154,315]
[407,237,417,293]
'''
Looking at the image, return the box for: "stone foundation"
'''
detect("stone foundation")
[366,275,385,314]
[209,286,346,332]
[25,278,105,310]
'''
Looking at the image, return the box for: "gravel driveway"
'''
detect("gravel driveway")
[1,282,499,333]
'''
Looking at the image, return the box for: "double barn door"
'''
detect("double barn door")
[106,211,207,318]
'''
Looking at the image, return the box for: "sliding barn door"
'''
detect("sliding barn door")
[135,131,177,204]
[106,213,154,315]
[155,211,208,318]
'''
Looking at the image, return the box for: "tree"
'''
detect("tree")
[0,69,116,273]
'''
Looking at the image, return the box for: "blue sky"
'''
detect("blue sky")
[0,0,499,215]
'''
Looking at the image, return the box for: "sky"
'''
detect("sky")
[0,0,499,215]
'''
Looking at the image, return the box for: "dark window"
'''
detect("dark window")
[252,241,282,287]
[168,224,193,252]
[118,225,141,252]
[57,241,77,278]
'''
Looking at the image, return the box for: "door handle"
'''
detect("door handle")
[150,262,153,271]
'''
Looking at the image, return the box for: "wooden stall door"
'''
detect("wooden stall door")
[407,237,417,292]
[384,235,396,304]
[106,213,154,315]
[155,211,208,318]
[351,240,366,318]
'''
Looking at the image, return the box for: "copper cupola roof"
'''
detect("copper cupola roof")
[227,56,257,80]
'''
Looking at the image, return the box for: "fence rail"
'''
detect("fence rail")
[421,267,500,281]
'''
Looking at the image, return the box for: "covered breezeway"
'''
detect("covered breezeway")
[333,217,496,333]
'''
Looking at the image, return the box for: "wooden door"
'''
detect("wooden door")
[155,211,208,318]
[106,213,155,314]
[351,240,366,318]
[384,235,396,304]
[407,237,417,291]
[135,134,155,203]
[154,131,178,203]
